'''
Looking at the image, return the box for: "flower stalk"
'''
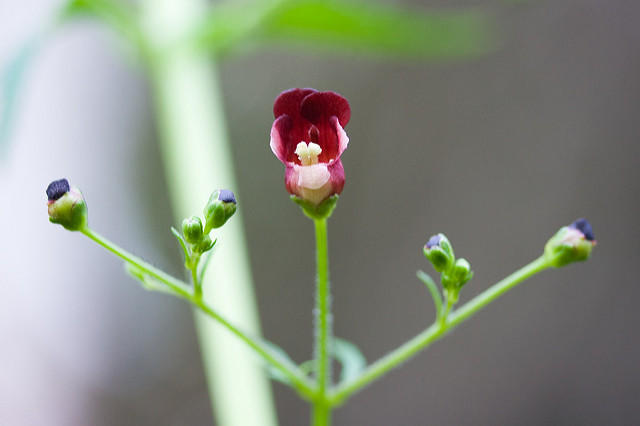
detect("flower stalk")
[313,218,333,425]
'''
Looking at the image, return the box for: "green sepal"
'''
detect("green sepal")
[290,194,339,220]
[193,235,216,254]
[544,226,594,267]
[47,189,88,231]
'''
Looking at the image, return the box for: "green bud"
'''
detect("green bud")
[182,216,204,244]
[451,258,473,287]
[544,219,595,267]
[423,234,454,273]
[46,179,88,231]
[193,234,214,254]
[203,189,237,233]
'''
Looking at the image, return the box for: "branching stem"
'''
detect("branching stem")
[80,227,316,399]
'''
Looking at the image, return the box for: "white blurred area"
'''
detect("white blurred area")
[0,1,210,424]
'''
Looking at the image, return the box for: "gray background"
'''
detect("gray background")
[1,0,638,425]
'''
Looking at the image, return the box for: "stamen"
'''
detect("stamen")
[295,142,322,166]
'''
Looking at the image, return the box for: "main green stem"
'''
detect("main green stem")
[139,0,276,424]
[313,218,332,426]
[329,256,550,405]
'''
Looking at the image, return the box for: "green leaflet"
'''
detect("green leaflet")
[332,337,366,384]
[194,0,494,59]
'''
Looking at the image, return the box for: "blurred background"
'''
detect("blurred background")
[1,0,639,424]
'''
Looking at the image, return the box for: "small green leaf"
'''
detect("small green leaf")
[262,340,298,386]
[417,270,443,320]
[125,263,173,294]
[333,337,366,384]
[194,0,493,59]
[171,226,190,261]
[298,360,315,376]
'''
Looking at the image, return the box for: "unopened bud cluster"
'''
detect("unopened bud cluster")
[423,234,472,304]
[180,189,237,257]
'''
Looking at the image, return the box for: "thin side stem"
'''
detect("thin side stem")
[81,228,191,296]
[81,227,316,399]
[313,218,332,426]
[191,254,202,299]
[329,256,550,405]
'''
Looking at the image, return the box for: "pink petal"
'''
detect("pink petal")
[331,116,349,159]
[270,115,290,163]
[285,163,342,206]
[328,160,345,195]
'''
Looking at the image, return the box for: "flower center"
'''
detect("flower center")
[295,142,322,166]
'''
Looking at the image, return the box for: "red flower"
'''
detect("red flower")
[270,88,351,206]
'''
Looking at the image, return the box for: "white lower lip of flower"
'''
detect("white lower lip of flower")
[295,163,332,205]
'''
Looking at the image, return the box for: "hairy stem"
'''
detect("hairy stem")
[313,218,332,425]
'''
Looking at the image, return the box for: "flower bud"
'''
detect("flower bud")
[203,189,237,233]
[423,234,454,273]
[46,178,87,231]
[182,216,204,244]
[544,218,596,268]
[451,258,473,287]
[193,234,214,254]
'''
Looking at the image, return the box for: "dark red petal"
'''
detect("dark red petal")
[306,115,349,163]
[271,114,312,164]
[273,88,317,119]
[328,160,345,195]
[300,91,351,128]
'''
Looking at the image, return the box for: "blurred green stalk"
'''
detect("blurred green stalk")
[140,0,277,425]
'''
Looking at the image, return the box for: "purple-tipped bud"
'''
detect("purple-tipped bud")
[423,233,454,273]
[217,189,236,204]
[426,235,442,250]
[46,179,87,231]
[544,218,596,267]
[203,189,237,233]
[569,218,594,241]
[46,178,70,201]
